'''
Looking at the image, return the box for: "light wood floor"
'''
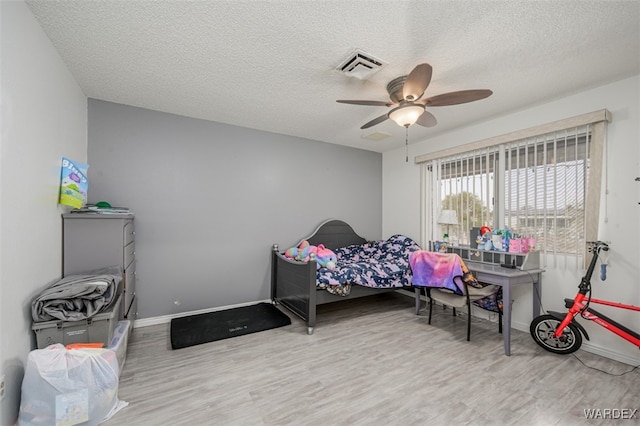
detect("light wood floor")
[103,292,640,426]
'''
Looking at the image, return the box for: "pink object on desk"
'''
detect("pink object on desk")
[527,237,536,252]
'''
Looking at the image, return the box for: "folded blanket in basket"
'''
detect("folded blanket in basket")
[31,266,122,322]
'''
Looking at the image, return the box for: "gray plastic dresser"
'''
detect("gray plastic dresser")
[62,213,137,320]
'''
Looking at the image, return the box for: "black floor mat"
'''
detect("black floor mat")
[170,302,291,349]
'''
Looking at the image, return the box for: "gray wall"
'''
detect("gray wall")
[87,99,382,318]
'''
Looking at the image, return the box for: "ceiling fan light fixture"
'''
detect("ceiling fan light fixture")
[388,104,424,127]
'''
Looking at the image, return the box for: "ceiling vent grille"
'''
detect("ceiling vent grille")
[337,49,387,80]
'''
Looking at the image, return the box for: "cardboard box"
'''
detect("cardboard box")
[32,293,122,349]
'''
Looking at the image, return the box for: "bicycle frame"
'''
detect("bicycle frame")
[550,242,640,349]
[554,294,640,347]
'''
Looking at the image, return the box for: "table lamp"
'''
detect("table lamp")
[438,209,458,243]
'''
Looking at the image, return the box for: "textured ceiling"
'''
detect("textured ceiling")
[26,0,640,153]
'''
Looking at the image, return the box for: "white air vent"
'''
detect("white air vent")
[337,49,387,80]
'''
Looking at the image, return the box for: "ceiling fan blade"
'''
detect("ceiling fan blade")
[402,63,433,101]
[416,110,437,127]
[422,89,493,107]
[336,100,394,107]
[361,113,390,129]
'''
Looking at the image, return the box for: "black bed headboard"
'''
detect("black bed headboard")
[305,219,367,250]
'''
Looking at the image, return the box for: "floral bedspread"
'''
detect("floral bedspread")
[316,234,421,296]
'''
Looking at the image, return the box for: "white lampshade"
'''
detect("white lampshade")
[438,209,458,225]
[388,104,425,127]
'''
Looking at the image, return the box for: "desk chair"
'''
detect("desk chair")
[411,251,502,341]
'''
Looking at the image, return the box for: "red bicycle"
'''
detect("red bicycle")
[530,241,640,354]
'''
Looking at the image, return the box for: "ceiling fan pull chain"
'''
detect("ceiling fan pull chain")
[405,126,409,163]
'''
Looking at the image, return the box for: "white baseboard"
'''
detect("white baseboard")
[397,289,417,298]
[131,298,271,328]
[578,342,640,366]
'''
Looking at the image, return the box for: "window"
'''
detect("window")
[418,110,609,265]
[433,148,497,245]
[503,131,590,255]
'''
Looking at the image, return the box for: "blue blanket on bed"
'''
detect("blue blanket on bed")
[316,234,421,289]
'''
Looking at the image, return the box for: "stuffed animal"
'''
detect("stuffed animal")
[315,244,337,270]
[284,240,317,262]
[296,240,316,262]
[285,240,305,260]
[476,228,494,250]
[284,241,337,270]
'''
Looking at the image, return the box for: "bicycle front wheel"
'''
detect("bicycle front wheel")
[530,314,582,354]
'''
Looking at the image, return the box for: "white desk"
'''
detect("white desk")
[415,262,543,356]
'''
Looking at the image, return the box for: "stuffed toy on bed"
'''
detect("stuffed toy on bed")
[315,245,337,270]
[284,240,337,270]
[284,240,315,261]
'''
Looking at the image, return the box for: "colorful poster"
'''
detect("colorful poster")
[59,157,89,208]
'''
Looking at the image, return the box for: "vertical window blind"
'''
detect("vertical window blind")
[429,147,498,245]
[503,127,590,261]
[417,110,610,267]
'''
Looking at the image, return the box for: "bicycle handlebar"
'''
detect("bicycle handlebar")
[581,241,610,287]
[587,241,609,252]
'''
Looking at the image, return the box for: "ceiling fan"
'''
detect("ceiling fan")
[337,63,493,130]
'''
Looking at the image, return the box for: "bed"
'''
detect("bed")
[271,219,420,334]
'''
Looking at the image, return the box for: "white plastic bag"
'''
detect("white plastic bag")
[18,344,127,425]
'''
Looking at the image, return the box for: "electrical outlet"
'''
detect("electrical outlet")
[0,374,5,401]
